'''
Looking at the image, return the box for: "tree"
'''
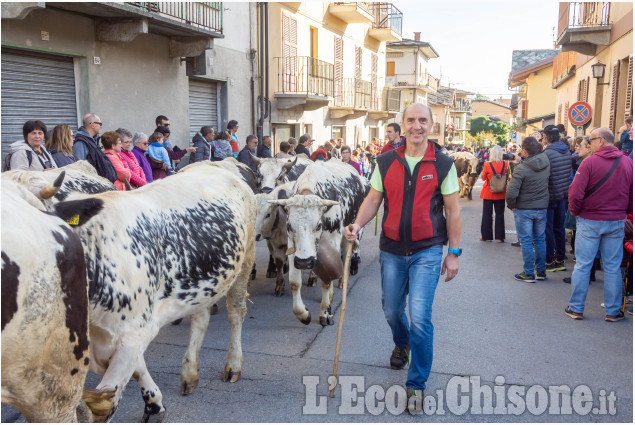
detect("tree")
[470,117,510,144]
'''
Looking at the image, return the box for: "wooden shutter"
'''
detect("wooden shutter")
[387,61,395,76]
[625,55,633,120]
[564,101,569,130]
[609,61,620,132]
[557,104,562,124]
[355,46,362,81]
[282,13,298,92]
[521,100,527,119]
[583,77,589,102]
[334,36,343,106]
[577,80,582,102]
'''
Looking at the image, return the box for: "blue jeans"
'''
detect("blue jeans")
[514,209,547,276]
[546,199,567,262]
[569,217,625,316]
[380,246,443,390]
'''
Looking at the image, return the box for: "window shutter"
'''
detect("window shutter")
[387,62,395,76]
[625,55,633,120]
[564,101,569,130]
[371,53,378,110]
[355,46,362,81]
[577,80,582,102]
[609,61,620,133]
[334,36,343,106]
[557,104,562,124]
[583,77,589,102]
[521,100,527,119]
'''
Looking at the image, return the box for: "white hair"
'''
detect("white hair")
[489,145,503,162]
[132,132,148,145]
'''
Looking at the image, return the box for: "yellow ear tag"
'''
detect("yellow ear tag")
[66,214,80,226]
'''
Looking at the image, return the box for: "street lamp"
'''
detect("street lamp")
[591,62,610,86]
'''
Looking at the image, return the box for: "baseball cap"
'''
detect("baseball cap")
[542,125,559,136]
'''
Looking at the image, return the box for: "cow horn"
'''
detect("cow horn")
[40,171,65,199]
[267,199,287,206]
[249,152,262,165]
[322,200,340,207]
[282,157,297,170]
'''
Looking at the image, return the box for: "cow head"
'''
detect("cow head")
[254,157,298,194]
[269,194,339,270]
[2,170,66,210]
[255,194,276,241]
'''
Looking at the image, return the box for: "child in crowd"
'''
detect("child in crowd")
[146,131,172,175]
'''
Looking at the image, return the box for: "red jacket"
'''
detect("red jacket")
[380,137,405,154]
[569,145,633,221]
[480,160,509,200]
[119,150,146,187]
[104,149,131,191]
[375,143,454,256]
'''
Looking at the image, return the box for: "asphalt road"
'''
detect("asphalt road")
[3,179,632,422]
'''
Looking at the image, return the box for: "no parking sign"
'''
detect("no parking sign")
[530,131,541,141]
[568,102,593,126]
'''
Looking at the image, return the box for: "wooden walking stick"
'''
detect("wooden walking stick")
[329,224,355,398]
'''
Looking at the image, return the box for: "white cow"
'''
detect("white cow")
[1,177,114,422]
[270,159,369,326]
[50,165,256,421]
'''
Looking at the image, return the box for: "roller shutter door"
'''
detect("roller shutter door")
[188,79,218,140]
[1,48,78,161]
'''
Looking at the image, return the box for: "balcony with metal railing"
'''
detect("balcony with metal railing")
[126,2,223,32]
[452,99,472,113]
[557,2,612,55]
[328,2,373,23]
[367,3,402,41]
[274,56,334,110]
[386,72,439,92]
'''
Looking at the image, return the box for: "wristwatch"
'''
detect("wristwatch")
[448,248,462,257]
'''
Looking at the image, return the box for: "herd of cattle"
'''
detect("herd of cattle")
[1,148,482,422]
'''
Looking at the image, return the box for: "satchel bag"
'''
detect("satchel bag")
[488,162,507,193]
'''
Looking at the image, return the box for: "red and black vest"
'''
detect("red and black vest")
[376,142,454,256]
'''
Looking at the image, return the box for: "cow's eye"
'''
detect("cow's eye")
[287,223,292,232]
[265,214,271,218]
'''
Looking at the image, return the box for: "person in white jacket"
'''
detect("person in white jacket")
[8,120,57,171]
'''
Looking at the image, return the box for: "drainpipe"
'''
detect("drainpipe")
[249,3,256,136]
[257,2,265,144]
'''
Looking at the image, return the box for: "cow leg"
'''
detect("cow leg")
[223,257,250,383]
[307,270,318,287]
[133,357,166,423]
[288,254,311,324]
[266,245,277,278]
[467,187,473,200]
[180,307,211,395]
[273,255,286,297]
[250,263,256,281]
[318,280,335,326]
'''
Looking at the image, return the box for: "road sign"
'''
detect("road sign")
[530,131,541,140]
[568,101,593,126]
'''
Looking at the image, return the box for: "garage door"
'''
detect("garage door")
[1,48,79,161]
[188,79,218,140]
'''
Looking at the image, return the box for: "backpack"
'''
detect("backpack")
[488,162,507,193]
[75,137,117,183]
[3,150,32,171]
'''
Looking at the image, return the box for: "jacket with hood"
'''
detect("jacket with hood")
[73,127,117,182]
[506,151,550,210]
[190,132,212,163]
[132,146,153,184]
[543,140,573,202]
[103,149,131,191]
[8,140,57,171]
[119,150,146,187]
[568,145,633,221]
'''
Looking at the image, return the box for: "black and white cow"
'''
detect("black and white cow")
[450,152,481,200]
[251,155,312,194]
[269,159,369,326]
[1,178,115,422]
[255,181,294,296]
[49,165,256,421]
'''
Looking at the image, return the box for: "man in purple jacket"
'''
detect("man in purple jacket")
[131,132,153,184]
[566,127,633,322]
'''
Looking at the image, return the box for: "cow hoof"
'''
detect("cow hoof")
[250,269,257,281]
[209,304,219,316]
[181,379,199,395]
[141,406,166,423]
[266,270,277,278]
[299,311,311,325]
[273,285,285,297]
[283,263,289,274]
[337,278,343,289]
[327,316,335,326]
[349,266,358,276]
[307,279,317,287]
[319,316,328,327]
[222,369,242,383]
[171,318,183,326]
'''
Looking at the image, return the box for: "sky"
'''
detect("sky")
[397,0,561,99]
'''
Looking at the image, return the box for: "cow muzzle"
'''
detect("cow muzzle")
[294,256,316,270]
[261,187,273,194]
[256,233,262,241]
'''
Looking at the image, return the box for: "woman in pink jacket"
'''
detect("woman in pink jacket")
[101,131,131,191]
[116,128,147,188]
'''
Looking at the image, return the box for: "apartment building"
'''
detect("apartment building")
[553,2,632,135]
[1,2,257,160]
[266,2,402,150]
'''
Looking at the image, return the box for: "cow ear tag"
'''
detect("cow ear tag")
[66,214,80,226]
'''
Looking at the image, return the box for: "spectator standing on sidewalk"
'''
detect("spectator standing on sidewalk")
[480,145,509,243]
[381,123,405,154]
[131,132,153,184]
[295,134,312,157]
[228,120,240,159]
[190,126,214,163]
[565,127,633,322]
[257,136,272,158]
[73,114,117,182]
[116,128,146,188]
[237,135,258,173]
[101,131,131,191]
[46,124,76,167]
[542,124,572,272]
[505,136,551,282]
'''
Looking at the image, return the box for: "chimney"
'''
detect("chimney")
[414,32,421,41]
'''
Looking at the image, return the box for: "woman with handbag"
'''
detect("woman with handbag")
[480,145,509,242]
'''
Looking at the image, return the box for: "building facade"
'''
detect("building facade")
[509,49,559,137]
[471,99,515,125]
[266,2,402,151]
[1,2,257,161]
[554,2,632,136]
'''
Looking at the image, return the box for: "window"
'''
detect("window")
[332,126,345,142]
[387,62,395,76]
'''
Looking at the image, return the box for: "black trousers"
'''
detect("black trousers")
[481,199,506,241]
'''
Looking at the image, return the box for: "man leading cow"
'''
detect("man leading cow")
[345,103,461,414]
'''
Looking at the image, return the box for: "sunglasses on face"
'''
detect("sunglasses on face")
[91,122,103,126]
